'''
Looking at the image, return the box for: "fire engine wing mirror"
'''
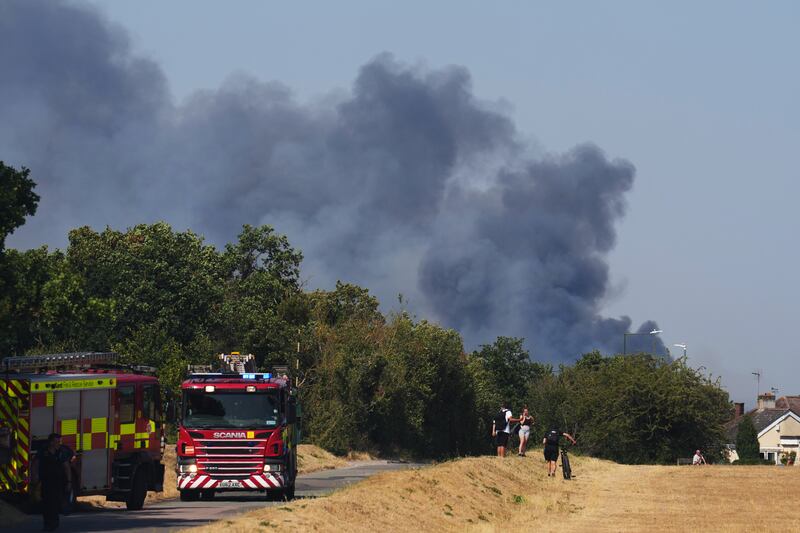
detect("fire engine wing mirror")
[166,397,179,423]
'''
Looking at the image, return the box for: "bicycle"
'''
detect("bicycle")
[560,446,572,480]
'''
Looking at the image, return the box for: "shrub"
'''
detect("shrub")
[735,416,760,462]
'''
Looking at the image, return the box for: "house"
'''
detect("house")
[776,395,800,412]
[724,392,800,465]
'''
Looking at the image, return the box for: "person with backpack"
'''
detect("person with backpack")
[543,428,576,476]
[491,402,518,457]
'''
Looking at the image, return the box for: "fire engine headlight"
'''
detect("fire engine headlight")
[178,457,198,474]
[263,463,282,473]
[180,464,198,474]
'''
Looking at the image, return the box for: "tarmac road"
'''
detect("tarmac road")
[12,460,423,532]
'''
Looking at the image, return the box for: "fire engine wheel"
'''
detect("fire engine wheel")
[126,468,148,511]
[180,489,200,502]
[283,482,295,501]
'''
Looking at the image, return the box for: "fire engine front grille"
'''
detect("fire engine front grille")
[195,439,267,477]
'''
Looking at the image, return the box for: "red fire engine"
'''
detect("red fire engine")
[176,353,298,501]
[0,352,165,510]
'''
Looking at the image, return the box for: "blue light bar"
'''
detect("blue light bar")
[242,373,272,380]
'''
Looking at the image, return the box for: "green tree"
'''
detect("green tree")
[63,223,224,348]
[0,247,61,354]
[302,315,384,455]
[735,415,761,462]
[307,282,383,327]
[301,293,483,458]
[0,161,39,251]
[531,353,731,464]
[374,314,474,457]
[470,337,550,416]
[0,162,45,354]
[217,224,304,367]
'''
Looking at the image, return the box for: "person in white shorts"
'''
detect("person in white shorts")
[518,407,533,456]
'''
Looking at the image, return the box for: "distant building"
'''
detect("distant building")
[776,395,800,412]
[724,392,800,465]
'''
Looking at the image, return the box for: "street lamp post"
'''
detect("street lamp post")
[673,343,687,359]
[651,329,662,355]
[623,329,663,356]
[752,371,761,399]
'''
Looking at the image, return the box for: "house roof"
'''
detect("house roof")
[776,396,800,412]
[757,410,800,438]
[725,408,795,444]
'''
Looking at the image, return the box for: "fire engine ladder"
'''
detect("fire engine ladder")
[218,352,256,373]
[2,352,119,372]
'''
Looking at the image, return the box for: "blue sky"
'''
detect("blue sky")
[38,1,800,403]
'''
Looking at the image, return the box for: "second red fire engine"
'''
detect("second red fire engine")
[176,353,298,501]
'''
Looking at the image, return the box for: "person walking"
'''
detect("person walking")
[543,428,576,477]
[39,433,71,531]
[517,408,534,456]
[491,402,518,457]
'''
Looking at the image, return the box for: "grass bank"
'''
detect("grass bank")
[184,451,800,532]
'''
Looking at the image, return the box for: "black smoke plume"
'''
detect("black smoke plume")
[0,0,665,361]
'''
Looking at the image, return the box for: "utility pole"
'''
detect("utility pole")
[296,328,301,388]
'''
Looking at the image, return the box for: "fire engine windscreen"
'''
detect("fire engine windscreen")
[182,390,280,429]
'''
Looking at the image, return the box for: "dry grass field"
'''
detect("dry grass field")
[184,451,800,533]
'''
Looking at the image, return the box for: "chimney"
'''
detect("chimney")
[734,402,744,418]
[757,392,776,410]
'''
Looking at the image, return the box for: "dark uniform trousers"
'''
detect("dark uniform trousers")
[39,451,66,530]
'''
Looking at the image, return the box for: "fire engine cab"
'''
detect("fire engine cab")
[0,352,165,510]
[176,353,298,501]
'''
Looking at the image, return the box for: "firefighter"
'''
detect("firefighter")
[38,433,71,531]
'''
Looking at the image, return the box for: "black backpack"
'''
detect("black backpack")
[545,429,560,446]
[493,410,507,432]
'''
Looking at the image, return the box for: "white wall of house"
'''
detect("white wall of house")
[758,414,800,465]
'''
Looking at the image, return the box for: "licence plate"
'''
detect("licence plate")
[218,480,243,489]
